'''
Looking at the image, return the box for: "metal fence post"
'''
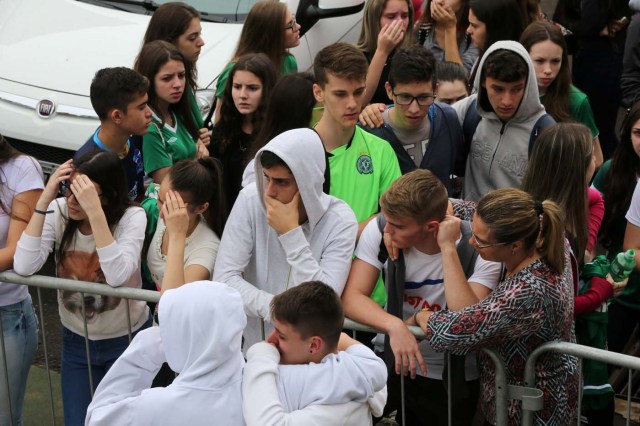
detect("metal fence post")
[0,311,14,426]
[481,348,509,426]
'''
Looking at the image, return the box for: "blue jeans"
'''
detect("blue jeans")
[61,314,151,426]
[0,295,38,426]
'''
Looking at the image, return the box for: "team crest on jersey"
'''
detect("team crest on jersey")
[356,155,373,174]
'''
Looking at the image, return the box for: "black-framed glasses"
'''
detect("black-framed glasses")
[471,230,509,249]
[284,17,297,32]
[392,91,436,106]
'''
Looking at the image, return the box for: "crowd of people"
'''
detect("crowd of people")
[0,0,639,424]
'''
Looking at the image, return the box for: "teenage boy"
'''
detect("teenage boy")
[451,40,555,201]
[213,128,358,350]
[313,42,401,239]
[243,281,387,425]
[341,169,501,426]
[359,45,465,195]
[75,67,151,202]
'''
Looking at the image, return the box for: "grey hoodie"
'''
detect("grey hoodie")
[213,128,358,349]
[452,41,549,201]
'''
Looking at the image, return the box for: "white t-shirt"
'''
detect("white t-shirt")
[0,156,44,305]
[146,218,220,290]
[355,218,501,380]
[626,180,640,227]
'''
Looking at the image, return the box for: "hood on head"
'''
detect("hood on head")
[254,128,331,231]
[159,281,246,386]
[472,40,544,122]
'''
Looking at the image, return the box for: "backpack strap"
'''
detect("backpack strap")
[456,220,479,278]
[462,98,481,159]
[528,113,556,156]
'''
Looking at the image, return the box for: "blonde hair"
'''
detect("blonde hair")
[477,188,566,273]
[356,0,415,53]
[379,169,448,223]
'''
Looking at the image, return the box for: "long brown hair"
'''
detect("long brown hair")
[601,101,640,247]
[356,0,415,53]
[134,41,200,140]
[0,134,38,221]
[520,21,571,122]
[477,188,566,273]
[143,2,200,90]
[217,53,277,153]
[521,123,593,258]
[232,1,290,75]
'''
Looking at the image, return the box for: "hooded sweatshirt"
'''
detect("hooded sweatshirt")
[85,281,246,426]
[452,41,549,201]
[243,342,387,426]
[213,128,358,349]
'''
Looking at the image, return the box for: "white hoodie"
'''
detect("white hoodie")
[243,342,387,426]
[213,128,358,349]
[85,281,246,426]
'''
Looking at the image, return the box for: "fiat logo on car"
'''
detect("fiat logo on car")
[36,99,56,118]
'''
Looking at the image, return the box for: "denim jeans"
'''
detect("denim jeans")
[0,295,38,426]
[61,314,151,426]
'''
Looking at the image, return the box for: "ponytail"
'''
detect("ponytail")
[535,200,565,273]
[168,157,227,237]
[477,188,566,273]
[197,157,227,236]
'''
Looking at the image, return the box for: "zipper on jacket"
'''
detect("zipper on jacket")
[488,122,507,175]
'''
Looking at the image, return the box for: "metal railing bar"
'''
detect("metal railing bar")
[0,273,160,304]
[125,301,132,343]
[80,292,94,398]
[480,348,509,426]
[36,287,56,425]
[628,369,632,426]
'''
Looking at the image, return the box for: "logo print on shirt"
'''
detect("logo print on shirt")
[356,155,373,174]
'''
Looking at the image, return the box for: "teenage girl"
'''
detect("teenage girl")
[520,20,604,168]
[0,135,43,426]
[135,41,205,184]
[211,53,277,213]
[356,0,415,105]
[147,157,226,294]
[14,150,150,426]
[142,2,210,151]
[214,0,300,123]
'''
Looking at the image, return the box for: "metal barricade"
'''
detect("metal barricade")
[522,341,640,426]
[0,271,160,426]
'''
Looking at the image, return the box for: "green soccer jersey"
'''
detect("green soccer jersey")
[327,126,401,306]
[143,111,197,176]
[328,126,401,222]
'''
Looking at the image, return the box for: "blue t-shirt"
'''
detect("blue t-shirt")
[75,128,145,202]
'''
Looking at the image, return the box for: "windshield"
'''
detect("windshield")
[157,0,261,21]
[88,0,263,22]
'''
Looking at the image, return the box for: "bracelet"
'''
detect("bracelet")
[34,209,54,215]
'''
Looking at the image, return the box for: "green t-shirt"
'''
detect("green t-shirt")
[143,111,197,176]
[541,85,599,137]
[215,54,298,99]
[328,126,402,306]
[592,160,640,309]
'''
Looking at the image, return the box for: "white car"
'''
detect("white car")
[0,0,365,175]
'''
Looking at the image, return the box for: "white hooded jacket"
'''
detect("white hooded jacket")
[452,41,551,201]
[213,129,358,349]
[85,281,246,426]
[243,342,387,426]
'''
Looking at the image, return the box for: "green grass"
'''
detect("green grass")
[23,365,63,426]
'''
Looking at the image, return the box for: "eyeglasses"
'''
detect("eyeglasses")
[59,181,102,198]
[471,230,509,249]
[392,91,436,106]
[284,17,298,32]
